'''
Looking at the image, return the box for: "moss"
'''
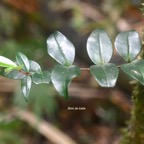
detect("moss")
[120,83,144,144]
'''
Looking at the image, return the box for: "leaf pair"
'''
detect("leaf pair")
[16,52,51,101]
[47,31,80,98]
[87,29,119,87]
[115,31,143,85]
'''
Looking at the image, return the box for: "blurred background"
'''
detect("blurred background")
[0,0,143,144]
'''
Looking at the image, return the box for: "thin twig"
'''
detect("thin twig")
[117,65,121,68]
[19,70,31,76]
[80,68,90,71]
[80,65,121,71]
[12,108,77,144]
[18,65,121,75]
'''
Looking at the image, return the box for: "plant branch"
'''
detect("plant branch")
[80,65,121,71]
[80,68,90,71]
[18,70,31,76]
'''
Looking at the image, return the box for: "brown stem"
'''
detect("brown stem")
[18,65,121,75]
[80,68,90,71]
[80,65,121,71]
[19,70,31,76]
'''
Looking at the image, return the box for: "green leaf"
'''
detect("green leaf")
[16,52,30,72]
[51,65,80,98]
[2,69,25,79]
[115,30,142,62]
[32,71,51,84]
[29,60,41,74]
[21,76,32,101]
[87,29,113,64]
[47,31,75,66]
[4,65,23,73]
[0,56,17,68]
[90,63,119,87]
[121,59,144,85]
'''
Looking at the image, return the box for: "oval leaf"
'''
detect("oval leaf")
[121,59,144,85]
[90,63,119,87]
[2,69,25,80]
[115,30,142,62]
[0,56,17,68]
[87,29,113,64]
[47,31,75,66]
[51,65,80,98]
[29,60,41,74]
[32,71,51,84]
[21,76,32,102]
[16,52,30,72]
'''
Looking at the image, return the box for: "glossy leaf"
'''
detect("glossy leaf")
[16,52,30,72]
[87,29,113,64]
[115,30,142,62]
[29,60,41,74]
[2,69,25,80]
[21,76,32,101]
[121,59,144,85]
[51,65,80,98]
[0,56,17,68]
[47,31,75,66]
[32,71,51,84]
[90,63,119,87]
